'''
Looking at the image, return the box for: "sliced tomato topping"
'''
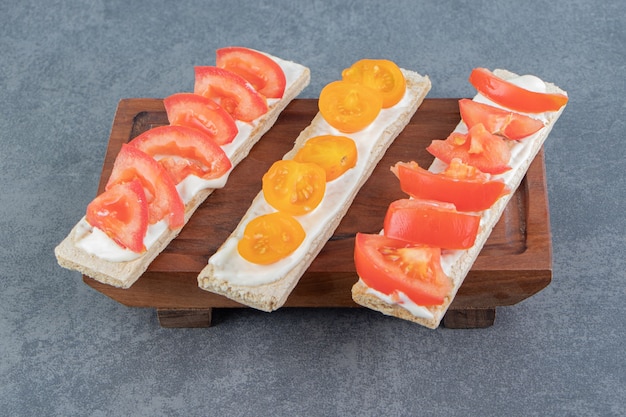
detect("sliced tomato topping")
[392,160,508,212]
[318,80,383,133]
[427,123,512,174]
[342,59,406,108]
[293,135,358,181]
[216,46,286,99]
[458,99,544,140]
[194,66,268,122]
[262,160,326,216]
[354,233,452,306]
[383,198,480,249]
[237,212,306,265]
[164,93,238,145]
[469,68,568,113]
[129,125,232,184]
[86,179,148,253]
[106,144,184,229]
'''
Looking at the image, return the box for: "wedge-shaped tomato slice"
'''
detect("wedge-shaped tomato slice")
[262,160,326,215]
[293,135,357,181]
[216,47,286,99]
[86,179,148,253]
[342,59,406,108]
[354,233,453,306]
[164,93,238,146]
[237,212,306,265]
[469,68,568,113]
[318,80,383,133]
[427,123,512,174]
[459,99,544,140]
[392,160,509,212]
[106,144,184,229]
[129,125,232,184]
[194,66,268,122]
[384,199,480,249]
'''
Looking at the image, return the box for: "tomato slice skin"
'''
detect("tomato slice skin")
[383,198,480,249]
[86,179,148,253]
[194,66,268,122]
[164,93,238,145]
[262,160,326,215]
[237,212,306,265]
[106,144,185,229]
[458,99,544,140]
[469,68,568,113]
[318,80,383,133]
[426,123,512,174]
[129,125,232,184]
[341,59,406,108]
[293,135,357,181]
[354,233,452,306]
[216,47,286,99]
[392,160,508,212]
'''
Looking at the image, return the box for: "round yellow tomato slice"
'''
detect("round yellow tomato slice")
[262,160,326,215]
[318,80,382,133]
[342,59,406,108]
[293,135,357,181]
[237,212,305,265]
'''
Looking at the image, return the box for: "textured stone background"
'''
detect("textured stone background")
[1,0,624,415]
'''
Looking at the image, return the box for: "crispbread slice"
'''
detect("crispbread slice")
[351,69,568,329]
[198,69,432,312]
[55,55,311,289]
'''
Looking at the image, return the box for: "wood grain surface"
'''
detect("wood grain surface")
[84,98,552,326]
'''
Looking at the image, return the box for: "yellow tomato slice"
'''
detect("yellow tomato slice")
[342,59,406,108]
[293,135,358,181]
[318,81,382,133]
[262,160,326,215]
[237,212,305,265]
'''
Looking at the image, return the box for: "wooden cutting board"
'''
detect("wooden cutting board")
[83,98,552,329]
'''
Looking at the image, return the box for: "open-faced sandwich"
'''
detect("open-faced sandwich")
[55,47,310,289]
[198,59,431,311]
[351,68,568,328]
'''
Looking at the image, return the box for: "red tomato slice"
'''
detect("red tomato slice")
[106,144,185,229]
[354,233,453,306]
[129,125,232,184]
[426,123,512,174]
[469,68,568,113]
[86,179,148,253]
[194,66,268,122]
[392,160,509,212]
[164,93,238,145]
[216,47,286,99]
[458,99,544,140]
[383,198,480,249]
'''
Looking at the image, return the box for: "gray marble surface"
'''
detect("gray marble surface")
[2,0,624,416]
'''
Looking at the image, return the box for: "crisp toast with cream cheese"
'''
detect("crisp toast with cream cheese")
[351,69,567,329]
[55,53,310,289]
[197,69,431,312]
